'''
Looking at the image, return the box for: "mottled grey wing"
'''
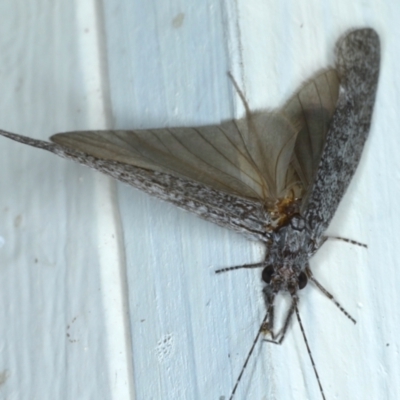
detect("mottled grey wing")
[304,29,380,241]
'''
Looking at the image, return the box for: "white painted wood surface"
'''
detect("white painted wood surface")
[0,0,397,399]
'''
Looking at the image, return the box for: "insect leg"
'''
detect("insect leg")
[306,266,356,324]
[227,72,252,121]
[264,296,297,344]
[215,262,264,274]
[323,235,367,248]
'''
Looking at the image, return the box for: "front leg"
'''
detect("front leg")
[262,290,298,344]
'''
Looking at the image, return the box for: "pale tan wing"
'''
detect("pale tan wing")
[281,69,340,206]
[51,114,298,203]
[51,70,338,208]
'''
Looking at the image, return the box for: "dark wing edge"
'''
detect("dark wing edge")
[304,28,380,240]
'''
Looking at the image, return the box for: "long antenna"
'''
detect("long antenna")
[228,313,268,400]
[295,306,326,400]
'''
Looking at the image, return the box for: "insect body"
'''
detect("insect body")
[0,28,380,398]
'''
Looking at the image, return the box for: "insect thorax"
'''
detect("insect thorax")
[265,196,302,231]
[263,214,311,295]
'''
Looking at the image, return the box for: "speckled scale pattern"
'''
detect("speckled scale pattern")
[305,29,380,245]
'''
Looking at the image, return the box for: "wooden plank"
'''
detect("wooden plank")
[0,0,397,399]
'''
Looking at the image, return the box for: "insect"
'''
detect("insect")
[0,28,380,398]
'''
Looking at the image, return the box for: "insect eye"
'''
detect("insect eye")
[298,272,308,289]
[262,266,274,284]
